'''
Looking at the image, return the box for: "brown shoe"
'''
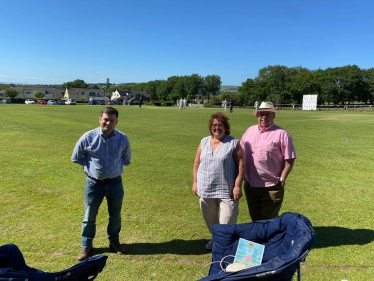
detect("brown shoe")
[109,238,125,254]
[77,246,93,261]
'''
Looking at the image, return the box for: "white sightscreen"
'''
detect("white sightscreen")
[302,95,318,110]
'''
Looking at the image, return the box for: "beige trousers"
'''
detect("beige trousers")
[199,197,239,235]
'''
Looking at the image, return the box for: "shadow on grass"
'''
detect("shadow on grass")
[92,239,210,255]
[313,226,374,248]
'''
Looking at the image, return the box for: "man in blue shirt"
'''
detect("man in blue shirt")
[71,107,131,261]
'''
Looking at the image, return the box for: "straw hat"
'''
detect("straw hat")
[253,101,278,115]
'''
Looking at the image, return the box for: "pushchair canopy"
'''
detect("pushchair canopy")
[0,244,107,281]
[199,212,315,281]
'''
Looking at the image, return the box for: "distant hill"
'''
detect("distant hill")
[220,85,239,93]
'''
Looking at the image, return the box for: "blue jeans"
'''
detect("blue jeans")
[81,176,124,248]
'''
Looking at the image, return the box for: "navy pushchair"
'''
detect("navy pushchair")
[0,244,107,280]
[199,212,315,281]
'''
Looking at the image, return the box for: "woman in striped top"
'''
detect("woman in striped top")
[192,112,244,250]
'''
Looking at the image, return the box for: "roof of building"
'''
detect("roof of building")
[66,88,105,94]
[115,90,132,97]
[13,86,64,96]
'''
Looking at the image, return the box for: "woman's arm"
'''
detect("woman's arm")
[192,145,201,196]
[232,142,244,201]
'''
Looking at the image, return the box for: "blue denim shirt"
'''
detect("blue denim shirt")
[71,127,131,180]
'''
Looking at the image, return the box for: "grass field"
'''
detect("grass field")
[0,104,374,281]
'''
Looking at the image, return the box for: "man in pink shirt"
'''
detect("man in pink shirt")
[240,101,296,221]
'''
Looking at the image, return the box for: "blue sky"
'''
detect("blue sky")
[1,0,373,86]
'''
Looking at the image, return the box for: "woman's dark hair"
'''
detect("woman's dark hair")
[208,112,230,136]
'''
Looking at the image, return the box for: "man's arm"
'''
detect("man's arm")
[121,137,132,166]
[280,158,295,186]
[280,130,296,185]
[71,136,85,165]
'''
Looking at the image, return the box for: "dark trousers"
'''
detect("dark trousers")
[243,179,284,222]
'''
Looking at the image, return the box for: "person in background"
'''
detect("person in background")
[192,112,244,250]
[229,100,234,113]
[139,97,143,108]
[240,101,296,222]
[71,107,132,261]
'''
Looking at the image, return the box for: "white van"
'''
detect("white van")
[65,99,76,105]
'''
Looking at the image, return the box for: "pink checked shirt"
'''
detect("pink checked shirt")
[240,124,296,187]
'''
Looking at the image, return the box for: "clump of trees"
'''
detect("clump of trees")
[61,79,89,89]
[34,92,44,99]
[106,74,222,103]
[236,65,374,106]
[4,88,18,99]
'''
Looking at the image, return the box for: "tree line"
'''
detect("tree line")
[2,65,374,106]
[11,75,221,104]
[64,65,374,106]
[236,65,374,106]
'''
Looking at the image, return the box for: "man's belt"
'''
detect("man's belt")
[86,175,120,182]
